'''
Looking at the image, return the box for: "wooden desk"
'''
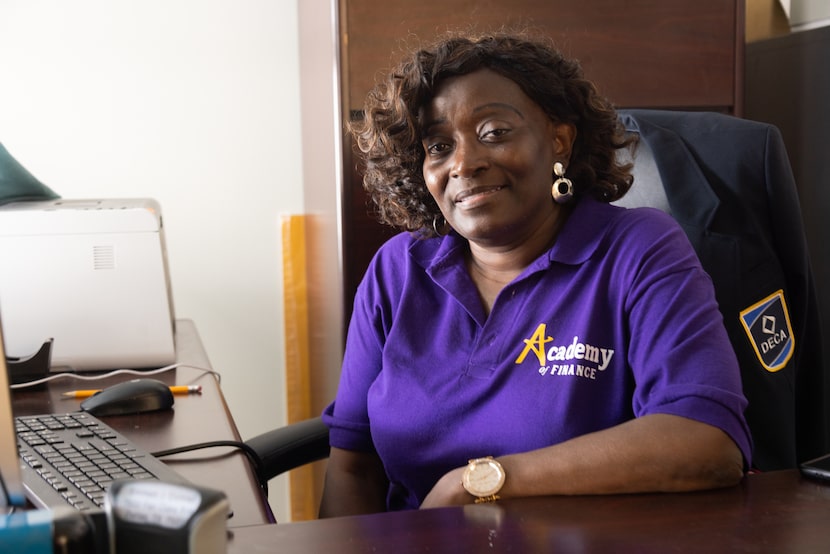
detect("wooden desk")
[11,319,273,527]
[228,470,830,553]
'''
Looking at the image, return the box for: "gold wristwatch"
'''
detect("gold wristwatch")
[462,457,505,503]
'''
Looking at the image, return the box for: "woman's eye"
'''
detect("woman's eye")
[426,142,450,155]
[481,128,510,141]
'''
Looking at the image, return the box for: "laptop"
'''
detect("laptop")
[0,198,176,372]
[0,310,25,509]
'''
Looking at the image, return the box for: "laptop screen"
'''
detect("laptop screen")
[0,310,26,508]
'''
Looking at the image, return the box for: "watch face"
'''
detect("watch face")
[463,458,505,497]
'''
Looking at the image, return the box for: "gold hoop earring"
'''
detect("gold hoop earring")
[551,162,573,204]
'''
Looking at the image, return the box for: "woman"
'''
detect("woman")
[319,31,751,516]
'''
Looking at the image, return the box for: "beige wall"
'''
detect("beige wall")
[791,0,830,29]
[747,0,830,42]
[747,0,791,42]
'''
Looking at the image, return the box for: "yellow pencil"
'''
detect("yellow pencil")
[61,385,202,399]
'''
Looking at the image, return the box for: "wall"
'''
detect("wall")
[289,0,343,520]
[746,0,791,42]
[791,0,830,30]
[0,0,306,523]
[747,0,830,40]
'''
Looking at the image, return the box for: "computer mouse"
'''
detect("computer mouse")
[80,378,175,416]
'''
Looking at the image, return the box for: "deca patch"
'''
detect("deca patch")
[739,289,794,373]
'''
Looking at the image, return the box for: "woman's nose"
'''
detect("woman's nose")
[450,140,488,179]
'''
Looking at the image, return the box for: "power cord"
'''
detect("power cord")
[151,441,269,495]
[9,363,222,390]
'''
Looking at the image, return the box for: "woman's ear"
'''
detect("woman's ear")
[552,122,577,160]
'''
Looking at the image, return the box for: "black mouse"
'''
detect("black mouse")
[80,378,175,416]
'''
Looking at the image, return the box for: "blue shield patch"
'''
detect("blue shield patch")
[739,289,794,373]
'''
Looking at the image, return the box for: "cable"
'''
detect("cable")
[151,440,269,494]
[9,363,222,390]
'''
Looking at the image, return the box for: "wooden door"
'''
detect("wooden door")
[338,0,744,325]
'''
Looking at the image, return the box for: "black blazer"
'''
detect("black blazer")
[618,109,828,470]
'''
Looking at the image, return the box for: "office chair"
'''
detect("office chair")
[615,109,827,471]
[246,415,330,489]
[244,109,828,492]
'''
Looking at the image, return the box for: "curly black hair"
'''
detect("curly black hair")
[350,29,636,237]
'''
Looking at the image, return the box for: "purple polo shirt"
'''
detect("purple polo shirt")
[323,197,752,510]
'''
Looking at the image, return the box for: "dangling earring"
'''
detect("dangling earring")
[432,215,449,237]
[551,162,573,204]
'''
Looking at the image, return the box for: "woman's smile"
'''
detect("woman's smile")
[454,184,508,207]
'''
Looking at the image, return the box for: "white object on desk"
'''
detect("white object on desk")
[0,198,176,371]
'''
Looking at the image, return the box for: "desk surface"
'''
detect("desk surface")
[228,470,830,553]
[11,319,273,527]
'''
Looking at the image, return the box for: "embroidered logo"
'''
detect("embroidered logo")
[739,289,794,373]
[516,323,615,380]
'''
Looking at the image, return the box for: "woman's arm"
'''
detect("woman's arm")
[420,414,744,509]
[318,446,389,518]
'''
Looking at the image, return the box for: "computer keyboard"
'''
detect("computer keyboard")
[16,411,187,511]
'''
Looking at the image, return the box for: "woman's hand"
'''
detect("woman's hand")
[420,466,472,509]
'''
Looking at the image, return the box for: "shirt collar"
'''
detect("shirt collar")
[546,197,620,266]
